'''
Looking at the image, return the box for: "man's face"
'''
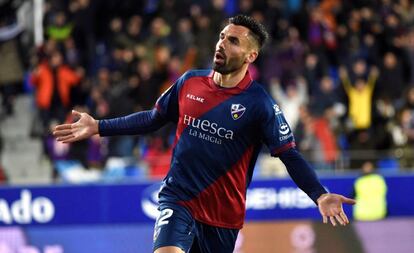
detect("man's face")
[213,24,257,74]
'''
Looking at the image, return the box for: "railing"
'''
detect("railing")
[322,148,406,171]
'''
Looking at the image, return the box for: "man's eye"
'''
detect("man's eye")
[229,38,238,45]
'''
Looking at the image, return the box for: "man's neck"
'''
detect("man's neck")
[213,65,248,88]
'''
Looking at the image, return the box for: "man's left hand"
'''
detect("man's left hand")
[317,193,356,226]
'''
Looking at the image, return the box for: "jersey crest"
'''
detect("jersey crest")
[231,104,246,120]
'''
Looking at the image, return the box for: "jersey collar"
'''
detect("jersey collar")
[208,70,253,94]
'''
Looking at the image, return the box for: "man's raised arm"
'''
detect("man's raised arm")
[53,109,167,143]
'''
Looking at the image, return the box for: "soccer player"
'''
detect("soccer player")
[54,15,356,253]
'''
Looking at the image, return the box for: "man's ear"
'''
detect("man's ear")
[246,51,258,64]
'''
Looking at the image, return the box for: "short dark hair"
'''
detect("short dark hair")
[228,15,269,50]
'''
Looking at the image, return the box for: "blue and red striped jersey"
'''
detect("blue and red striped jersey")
[155,69,295,229]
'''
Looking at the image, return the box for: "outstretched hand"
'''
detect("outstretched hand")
[317,193,356,226]
[53,110,99,143]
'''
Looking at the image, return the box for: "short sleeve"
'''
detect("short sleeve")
[260,98,296,156]
[155,73,186,123]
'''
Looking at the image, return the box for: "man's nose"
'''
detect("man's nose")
[217,39,226,50]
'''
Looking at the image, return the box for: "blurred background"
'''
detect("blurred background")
[0,0,413,252]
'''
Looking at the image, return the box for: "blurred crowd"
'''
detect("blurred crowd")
[1,0,414,181]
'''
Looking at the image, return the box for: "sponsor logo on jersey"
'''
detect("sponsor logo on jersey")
[183,115,234,143]
[186,93,205,103]
[273,104,282,115]
[279,123,290,135]
[231,104,246,120]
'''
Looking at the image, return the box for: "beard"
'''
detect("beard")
[213,55,245,75]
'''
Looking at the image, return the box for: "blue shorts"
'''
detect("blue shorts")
[153,202,239,253]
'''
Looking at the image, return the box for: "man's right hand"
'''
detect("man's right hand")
[53,110,99,143]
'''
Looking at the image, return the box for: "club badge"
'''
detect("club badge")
[231,104,246,120]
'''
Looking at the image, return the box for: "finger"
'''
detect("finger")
[72,110,82,117]
[57,135,76,143]
[55,133,71,139]
[62,138,77,144]
[323,215,328,224]
[341,196,356,205]
[62,137,77,143]
[55,124,72,131]
[340,211,349,224]
[53,129,73,137]
[56,135,74,142]
[329,216,337,226]
[334,214,345,226]
[71,110,83,121]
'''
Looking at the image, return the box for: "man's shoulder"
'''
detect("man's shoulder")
[169,69,211,92]
[181,69,212,81]
[246,81,280,113]
[247,80,272,98]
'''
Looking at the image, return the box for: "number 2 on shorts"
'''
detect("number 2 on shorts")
[157,208,173,226]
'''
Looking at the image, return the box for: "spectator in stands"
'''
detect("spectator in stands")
[0,18,25,117]
[360,33,381,67]
[105,74,139,158]
[31,50,84,129]
[377,52,407,104]
[69,0,97,69]
[372,96,395,151]
[173,17,195,59]
[63,37,80,67]
[303,53,327,99]
[381,13,402,53]
[393,108,414,169]
[143,137,173,180]
[340,64,379,168]
[400,86,414,110]
[402,30,414,84]
[144,17,172,65]
[270,76,308,131]
[194,15,216,68]
[295,106,328,169]
[353,161,387,221]
[116,15,144,52]
[89,67,111,118]
[106,17,125,51]
[46,11,73,42]
[310,76,341,118]
[136,59,165,110]
[394,0,414,27]
[296,104,339,170]
[339,65,378,131]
